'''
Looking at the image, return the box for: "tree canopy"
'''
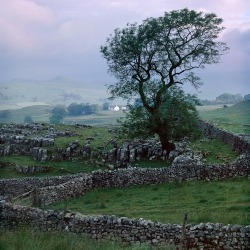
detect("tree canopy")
[67,103,98,116]
[100,8,228,151]
[49,106,67,124]
[119,86,202,141]
[216,93,243,104]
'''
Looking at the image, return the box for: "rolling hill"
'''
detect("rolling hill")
[199,100,250,134]
[0,77,108,110]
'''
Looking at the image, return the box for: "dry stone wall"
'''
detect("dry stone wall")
[0,123,76,161]
[37,175,93,206]
[39,154,249,205]
[91,155,250,189]
[1,154,249,206]
[199,120,250,154]
[0,200,249,249]
[0,174,88,198]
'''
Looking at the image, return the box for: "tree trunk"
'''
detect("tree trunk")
[150,112,176,155]
[159,134,175,154]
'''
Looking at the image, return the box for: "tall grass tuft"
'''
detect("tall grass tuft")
[0,227,120,250]
[0,227,175,250]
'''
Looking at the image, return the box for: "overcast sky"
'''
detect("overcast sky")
[0,0,249,99]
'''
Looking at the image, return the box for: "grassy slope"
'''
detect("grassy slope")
[0,105,52,124]
[199,100,250,134]
[0,79,108,107]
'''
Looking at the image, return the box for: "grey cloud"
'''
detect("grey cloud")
[0,0,249,99]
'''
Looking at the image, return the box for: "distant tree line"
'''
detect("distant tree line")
[200,93,249,105]
[49,102,104,124]
[67,103,98,116]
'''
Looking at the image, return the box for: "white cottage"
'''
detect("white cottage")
[114,105,120,111]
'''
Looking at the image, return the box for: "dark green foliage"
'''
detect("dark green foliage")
[50,105,67,124]
[118,105,153,139]
[67,103,83,116]
[82,103,98,115]
[52,105,67,116]
[119,86,202,141]
[101,8,228,150]
[49,115,62,124]
[67,103,98,116]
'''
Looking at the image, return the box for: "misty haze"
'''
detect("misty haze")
[0,1,249,249]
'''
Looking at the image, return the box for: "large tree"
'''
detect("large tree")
[100,8,228,151]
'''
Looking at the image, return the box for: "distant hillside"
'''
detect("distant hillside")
[228,99,250,112]
[199,100,250,134]
[0,78,108,110]
[0,105,52,124]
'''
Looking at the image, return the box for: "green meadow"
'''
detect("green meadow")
[45,178,249,225]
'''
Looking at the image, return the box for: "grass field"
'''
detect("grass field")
[0,228,120,250]
[63,110,126,126]
[45,178,250,226]
[199,100,250,134]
